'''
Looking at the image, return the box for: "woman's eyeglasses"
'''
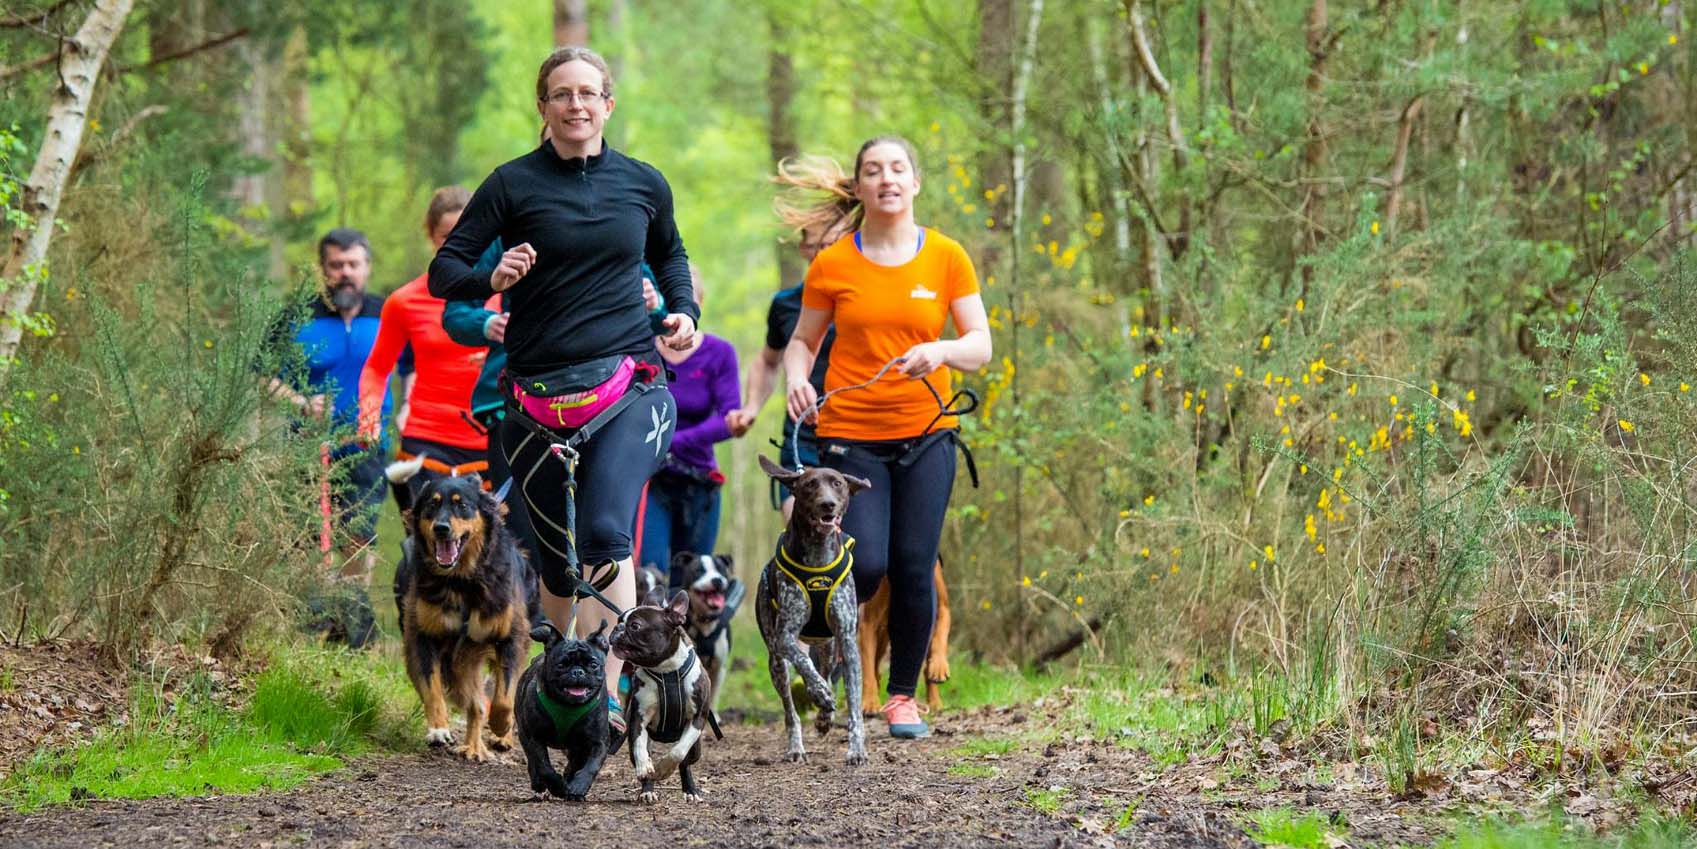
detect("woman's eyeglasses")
[543,90,608,107]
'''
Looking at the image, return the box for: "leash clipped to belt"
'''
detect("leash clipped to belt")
[789,355,982,488]
[506,378,658,619]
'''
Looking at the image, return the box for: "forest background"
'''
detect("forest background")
[5,0,1697,814]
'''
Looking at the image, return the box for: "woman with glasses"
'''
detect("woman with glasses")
[430,46,699,742]
[778,137,991,740]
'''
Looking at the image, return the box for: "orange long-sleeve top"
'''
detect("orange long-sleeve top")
[358,273,492,450]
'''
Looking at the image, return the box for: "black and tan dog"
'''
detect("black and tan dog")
[755,455,871,765]
[394,474,532,761]
[609,588,716,804]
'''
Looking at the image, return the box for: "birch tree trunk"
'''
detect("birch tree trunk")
[0,0,136,379]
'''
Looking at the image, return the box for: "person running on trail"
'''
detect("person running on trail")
[444,251,671,571]
[357,188,491,494]
[428,46,699,739]
[267,227,407,586]
[638,264,740,584]
[778,137,992,739]
[726,197,852,518]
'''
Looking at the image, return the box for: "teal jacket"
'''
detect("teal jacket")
[442,244,671,419]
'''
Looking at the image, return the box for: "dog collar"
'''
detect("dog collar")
[535,686,598,737]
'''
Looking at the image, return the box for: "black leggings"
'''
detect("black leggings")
[500,387,675,597]
[822,432,956,699]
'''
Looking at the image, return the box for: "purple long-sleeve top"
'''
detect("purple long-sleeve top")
[664,334,740,474]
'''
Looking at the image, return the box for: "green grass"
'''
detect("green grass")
[1023,784,1070,816]
[1430,816,1697,849]
[3,643,420,812]
[1246,807,1344,849]
[947,762,998,778]
[950,736,1020,758]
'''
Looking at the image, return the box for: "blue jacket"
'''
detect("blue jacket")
[442,244,672,419]
[276,292,410,454]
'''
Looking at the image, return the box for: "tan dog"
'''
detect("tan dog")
[858,557,951,714]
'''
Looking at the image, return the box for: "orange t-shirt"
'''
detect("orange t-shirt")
[802,228,980,441]
[357,274,492,450]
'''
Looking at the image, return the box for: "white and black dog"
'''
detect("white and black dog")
[669,551,741,715]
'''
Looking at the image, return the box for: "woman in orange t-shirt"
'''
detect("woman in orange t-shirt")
[781,137,992,740]
[357,188,492,488]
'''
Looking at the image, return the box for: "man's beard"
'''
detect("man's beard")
[328,282,361,311]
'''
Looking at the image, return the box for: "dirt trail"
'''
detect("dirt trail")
[0,702,1442,848]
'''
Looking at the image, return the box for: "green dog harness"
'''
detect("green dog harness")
[535,686,598,738]
[770,535,855,643]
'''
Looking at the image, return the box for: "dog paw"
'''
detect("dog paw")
[814,710,834,736]
[783,749,808,764]
[926,656,951,683]
[846,747,868,766]
[683,791,705,803]
[861,699,882,718]
[636,763,656,781]
[454,742,494,763]
[425,727,455,747]
[807,685,835,712]
[489,731,516,752]
[638,790,660,806]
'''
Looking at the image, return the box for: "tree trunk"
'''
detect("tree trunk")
[0,0,136,379]
[554,0,588,48]
[1086,18,1134,266]
[766,9,802,287]
[232,36,288,280]
[1007,0,1046,652]
[1127,0,1191,259]
[1385,97,1423,235]
[281,26,313,252]
[1298,0,1329,290]
[977,0,1015,271]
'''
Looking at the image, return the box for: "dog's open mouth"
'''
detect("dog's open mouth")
[812,514,843,535]
[700,589,726,613]
[563,685,591,698]
[433,534,465,566]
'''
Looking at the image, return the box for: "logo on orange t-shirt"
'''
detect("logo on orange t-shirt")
[909,284,937,300]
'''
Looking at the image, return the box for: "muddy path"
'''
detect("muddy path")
[0,701,1321,849]
[0,699,1458,849]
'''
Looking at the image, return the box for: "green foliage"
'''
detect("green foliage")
[0,643,412,811]
[1432,816,1697,849]
[1022,784,1068,816]
[1246,807,1344,849]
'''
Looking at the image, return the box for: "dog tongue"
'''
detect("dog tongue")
[564,686,590,697]
[703,590,725,610]
[434,537,461,565]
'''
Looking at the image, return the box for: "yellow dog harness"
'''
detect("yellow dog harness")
[770,535,855,643]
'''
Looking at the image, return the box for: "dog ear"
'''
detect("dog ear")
[641,585,669,609]
[843,473,872,495]
[667,589,688,624]
[759,454,803,483]
[715,554,733,574]
[529,621,564,646]
[587,620,611,652]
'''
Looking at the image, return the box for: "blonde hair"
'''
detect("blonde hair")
[773,137,922,237]
[773,155,859,236]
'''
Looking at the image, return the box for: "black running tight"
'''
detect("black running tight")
[821,432,956,699]
[500,388,675,597]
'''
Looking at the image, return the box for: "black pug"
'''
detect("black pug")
[515,621,613,801]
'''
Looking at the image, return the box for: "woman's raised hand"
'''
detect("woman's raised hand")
[490,242,537,292]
